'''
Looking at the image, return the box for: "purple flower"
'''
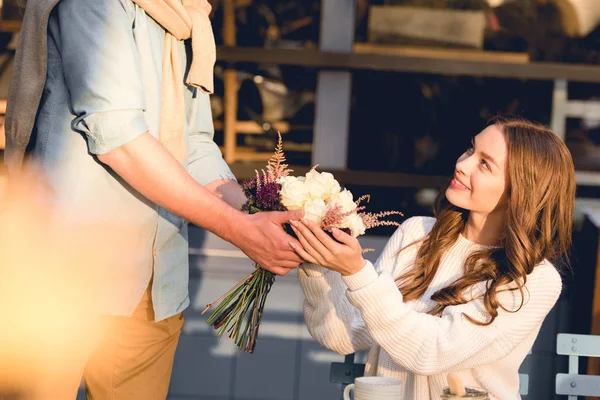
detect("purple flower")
[255,182,284,211]
[242,177,259,199]
[339,227,351,236]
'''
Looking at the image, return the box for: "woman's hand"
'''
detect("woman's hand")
[288,219,366,276]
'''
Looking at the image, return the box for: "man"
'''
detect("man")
[5,0,303,398]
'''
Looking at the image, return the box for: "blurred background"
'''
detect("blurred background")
[0,0,600,399]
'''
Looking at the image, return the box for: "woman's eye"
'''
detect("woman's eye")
[480,159,490,170]
[466,147,474,154]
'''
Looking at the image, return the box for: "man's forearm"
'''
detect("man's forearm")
[97,132,243,241]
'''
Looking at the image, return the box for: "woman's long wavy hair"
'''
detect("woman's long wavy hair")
[395,116,575,325]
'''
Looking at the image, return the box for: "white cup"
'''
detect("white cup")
[343,376,403,400]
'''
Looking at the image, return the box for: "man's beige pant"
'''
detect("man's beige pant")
[26,287,184,400]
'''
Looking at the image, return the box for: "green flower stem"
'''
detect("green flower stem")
[202,273,252,316]
[202,265,276,353]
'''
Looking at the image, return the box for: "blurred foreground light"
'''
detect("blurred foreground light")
[0,168,136,398]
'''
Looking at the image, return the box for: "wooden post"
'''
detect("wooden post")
[223,0,237,163]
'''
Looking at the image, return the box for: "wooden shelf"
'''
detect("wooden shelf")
[228,162,449,189]
[0,20,21,33]
[216,45,600,83]
[213,120,311,134]
[214,118,312,162]
[218,148,273,162]
[354,43,530,64]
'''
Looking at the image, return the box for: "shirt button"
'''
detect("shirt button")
[153,250,157,257]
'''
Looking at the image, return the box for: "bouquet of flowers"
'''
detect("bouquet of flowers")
[201,135,402,352]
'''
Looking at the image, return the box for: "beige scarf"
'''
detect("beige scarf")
[133,0,216,162]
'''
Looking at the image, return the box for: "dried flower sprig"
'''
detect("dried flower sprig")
[355,194,371,205]
[320,205,353,235]
[355,193,404,230]
[361,210,404,230]
[266,135,292,180]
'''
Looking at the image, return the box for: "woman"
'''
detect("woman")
[289,117,575,399]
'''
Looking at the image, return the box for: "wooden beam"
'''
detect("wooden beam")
[228,162,449,189]
[219,148,273,162]
[353,43,529,64]
[216,46,600,83]
[213,120,311,134]
[0,21,22,33]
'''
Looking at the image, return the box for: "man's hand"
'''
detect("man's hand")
[233,210,305,275]
[96,133,303,275]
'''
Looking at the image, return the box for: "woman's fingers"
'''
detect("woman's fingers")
[290,220,331,260]
[290,225,327,265]
[301,219,341,252]
[288,241,318,264]
[332,228,360,249]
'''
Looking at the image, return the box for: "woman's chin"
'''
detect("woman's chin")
[445,189,468,211]
[445,189,458,206]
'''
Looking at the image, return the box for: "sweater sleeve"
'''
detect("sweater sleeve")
[298,218,421,355]
[344,260,562,375]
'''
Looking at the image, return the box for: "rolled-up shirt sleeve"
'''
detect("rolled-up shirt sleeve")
[58,0,148,155]
[186,89,236,185]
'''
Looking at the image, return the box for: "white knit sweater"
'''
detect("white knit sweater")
[298,216,562,400]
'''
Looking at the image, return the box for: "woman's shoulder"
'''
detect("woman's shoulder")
[374,216,435,273]
[528,259,563,292]
[497,260,563,308]
[384,216,435,250]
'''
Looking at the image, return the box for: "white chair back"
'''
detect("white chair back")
[556,333,600,399]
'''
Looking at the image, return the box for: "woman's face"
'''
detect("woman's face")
[446,124,508,216]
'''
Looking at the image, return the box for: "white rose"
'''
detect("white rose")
[279,178,309,210]
[341,213,366,237]
[277,176,297,186]
[277,176,305,186]
[304,170,341,201]
[303,198,328,224]
[328,189,356,213]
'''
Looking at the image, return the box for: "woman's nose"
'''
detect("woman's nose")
[456,153,474,175]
